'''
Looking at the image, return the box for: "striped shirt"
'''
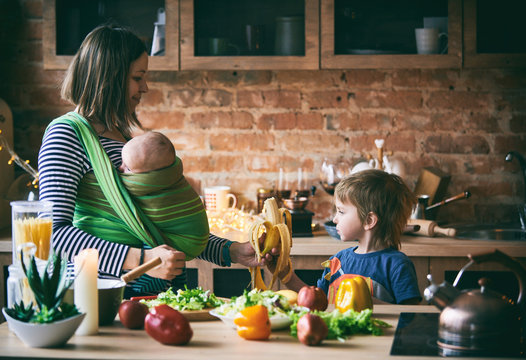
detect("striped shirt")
[38,121,227,283]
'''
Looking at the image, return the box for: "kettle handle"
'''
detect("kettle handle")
[468,249,526,306]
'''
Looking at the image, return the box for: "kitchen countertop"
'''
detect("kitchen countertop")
[289,231,526,258]
[1,304,513,360]
[2,228,526,258]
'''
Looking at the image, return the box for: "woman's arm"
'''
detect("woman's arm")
[198,233,278,267]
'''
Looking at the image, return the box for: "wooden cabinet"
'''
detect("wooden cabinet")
[43,0,179,70]
[463,0,526,68]
[179,0,319,70]
[42,0,526,72]
[321,0,462,69]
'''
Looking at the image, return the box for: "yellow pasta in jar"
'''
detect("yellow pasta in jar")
[13,218,52,260]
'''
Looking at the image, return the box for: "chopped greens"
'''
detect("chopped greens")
[214,289,292,318]
[140,286,224,311]
[288,308,391,341]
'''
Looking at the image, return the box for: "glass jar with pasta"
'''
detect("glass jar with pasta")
[11,200,53,267]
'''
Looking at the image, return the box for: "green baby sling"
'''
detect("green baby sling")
[46,112,209,260]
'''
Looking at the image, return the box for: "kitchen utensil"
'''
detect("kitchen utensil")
[410,194,429,220]
[425,191,471,211]
[283,187,315,238]
[209,309,292,330]
[403,224,421,234]
[121,257,162,283]
[319,158,351,195]
[257,188,274,214]
[282,197,309,211]
[414,167,451,206]
[2,308,86,348]
[274,16,304,55]
[151,8,165,56]
[415,28,448,54]
[245,24,265,54]
[424,249,526,357]
[407,219,456,237]
[11,200,53,266]
[206,38,240,56]
[203,186,237,212]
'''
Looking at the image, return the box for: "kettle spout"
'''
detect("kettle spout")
[424,274,461,310]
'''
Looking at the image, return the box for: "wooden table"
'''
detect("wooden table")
[0,304,503,360]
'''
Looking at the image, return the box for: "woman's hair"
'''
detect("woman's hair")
[334,169,416,250]
[61,24,147,138]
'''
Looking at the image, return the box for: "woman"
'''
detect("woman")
[38,24,273,297]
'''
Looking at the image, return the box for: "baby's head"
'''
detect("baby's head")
[334,169,416,249]
[120,131,175,173]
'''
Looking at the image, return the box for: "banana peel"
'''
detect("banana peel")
[248,197,293,290]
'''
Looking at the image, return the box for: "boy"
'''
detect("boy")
[279,169,422,305]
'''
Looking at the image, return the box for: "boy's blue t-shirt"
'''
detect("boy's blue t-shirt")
[317,246,422,304]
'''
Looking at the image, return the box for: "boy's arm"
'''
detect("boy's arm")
[276,262,307,292]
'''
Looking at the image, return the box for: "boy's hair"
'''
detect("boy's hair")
[334,169,416,250]
[61,24,147,139]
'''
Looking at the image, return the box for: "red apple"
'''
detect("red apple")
[297,286,328,311]
[118,300,149,329]
[297,313,328,346]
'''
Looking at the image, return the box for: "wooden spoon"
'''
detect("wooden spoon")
[121,257,162,283]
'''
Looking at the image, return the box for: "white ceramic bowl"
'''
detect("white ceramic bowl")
[2,308,85,348]
[209,309,292,330]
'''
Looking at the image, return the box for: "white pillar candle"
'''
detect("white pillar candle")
[74,248,99,335]
[278,168,284,190]
[297,168,302,190]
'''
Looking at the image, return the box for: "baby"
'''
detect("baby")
[117,131,209,261]
[119,131,175,174]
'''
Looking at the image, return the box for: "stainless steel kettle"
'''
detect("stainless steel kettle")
[424,249,525,357]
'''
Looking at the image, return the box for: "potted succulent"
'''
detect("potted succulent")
[2,252,85,348]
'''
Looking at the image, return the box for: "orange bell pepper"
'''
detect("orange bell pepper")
[234,305,271,340]
[335,276,373,313]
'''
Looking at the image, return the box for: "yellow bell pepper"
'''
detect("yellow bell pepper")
[335,276,373,313]
[234,305,271,340]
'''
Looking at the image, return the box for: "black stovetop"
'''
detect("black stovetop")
[390,312,524,358]
[390,312,440,356]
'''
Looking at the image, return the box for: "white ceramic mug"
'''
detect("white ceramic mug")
[415,28,448,54]
[203,186,237,212]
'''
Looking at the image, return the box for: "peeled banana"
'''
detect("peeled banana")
[248,197,293,290]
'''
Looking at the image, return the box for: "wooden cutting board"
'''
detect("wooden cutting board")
[180,308,218,321]
[130,296,229,322]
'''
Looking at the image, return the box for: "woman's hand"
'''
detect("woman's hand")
[229,234,279,268]
[143,245,186,280]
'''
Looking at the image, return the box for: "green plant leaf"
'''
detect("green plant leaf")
[17,251,78,322]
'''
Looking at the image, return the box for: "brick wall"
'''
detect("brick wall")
[1,0,525,225]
